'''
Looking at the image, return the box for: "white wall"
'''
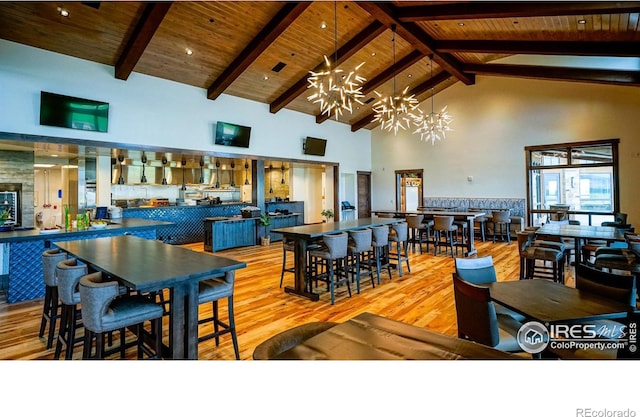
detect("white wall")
[0,39,372,181]
[371,75,640,225]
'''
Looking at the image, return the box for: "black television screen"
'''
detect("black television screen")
[40,91,109,132]
[303,137,327,156]
[215,121,251,148]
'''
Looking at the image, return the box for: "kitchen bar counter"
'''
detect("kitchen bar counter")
[0,218,171,303]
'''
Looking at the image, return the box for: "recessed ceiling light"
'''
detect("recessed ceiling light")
[57,7,69,17]
[34,163,55,168]
[458,22,464,26]
[185,49,193,56]
[578,19,587,24]
[320,21,327,29]
[51,154,59,157]
[371,52,376,57]
[407,74,412,78]
[264,76,269,81]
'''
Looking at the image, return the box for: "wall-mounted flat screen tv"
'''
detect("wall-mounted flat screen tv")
[303,136,327,156]
[215,121,251,148]
[40,91,109,132]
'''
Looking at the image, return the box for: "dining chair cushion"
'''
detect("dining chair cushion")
[199,275,234,304]
[454,256,497,284]
[371,226,389,247]
[56,259,88,305]
[389,222,408,242]
[348,229,372,254]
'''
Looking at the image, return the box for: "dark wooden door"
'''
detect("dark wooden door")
[357,171,371,218]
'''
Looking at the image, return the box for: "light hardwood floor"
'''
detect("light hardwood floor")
[0,238,575,360]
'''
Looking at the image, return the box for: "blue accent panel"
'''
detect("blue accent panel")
[7,229,157,303]
[124,204,249,244]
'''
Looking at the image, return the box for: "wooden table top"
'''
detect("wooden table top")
[271,217,404,239]
[536,224,625,242]
[55,235,246,292]
[274,312,520,360]
[485,280,634,324]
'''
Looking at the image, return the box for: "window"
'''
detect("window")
[525,139,619,226]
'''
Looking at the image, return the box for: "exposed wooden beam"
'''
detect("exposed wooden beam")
[270,21,386,114]
[350,70,454,132]
[207,2,311,100]
[115,2,172,81]
[396,2,640,21]
[316,49,425,124]
[464,63,640,87]
[358,2,475,86]
[437,40,640,58]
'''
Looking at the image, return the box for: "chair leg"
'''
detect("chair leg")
[280,248,286,288]
[213,300,220,346]
[54,305,68,359]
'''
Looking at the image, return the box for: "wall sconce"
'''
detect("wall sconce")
[140,153,147,183]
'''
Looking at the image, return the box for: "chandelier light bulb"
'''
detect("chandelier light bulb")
[412,56,453,145]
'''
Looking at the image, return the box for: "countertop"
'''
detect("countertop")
[0,218,171,243]
[205,213,302,222]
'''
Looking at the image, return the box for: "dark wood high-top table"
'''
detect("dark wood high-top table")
[535,223,626,266]
[271,218,404,301]
[485,280,634,324]
[273,312,520,359]
[372,209,486,256]
[55,235,246,359]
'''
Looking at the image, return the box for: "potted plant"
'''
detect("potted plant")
[258,213,272,245]
[0,209,10,225]
[321,209,334,223]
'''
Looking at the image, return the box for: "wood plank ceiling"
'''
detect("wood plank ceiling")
[0,1,639,132]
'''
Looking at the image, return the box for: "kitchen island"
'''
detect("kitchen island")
[0,218,171,303]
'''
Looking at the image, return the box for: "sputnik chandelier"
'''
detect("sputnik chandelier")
[372,25,419,135]
[307,1,365,120]
[412,55,453,144]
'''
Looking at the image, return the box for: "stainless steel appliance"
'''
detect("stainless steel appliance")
[0,183,21,226]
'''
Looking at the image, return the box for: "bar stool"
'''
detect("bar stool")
[370,225,392,284]
[198,270,240,359]
[470,209,488,242]
[280,236,295,288]
[309,233,351,305]
[516,231,565,283]
[54,258,88,360]
[406,214,431,253]
[388,222,411,277]
[433,215,457,257]
[79,271,164,360]
[491,210,511,243]
[39,249,67,349]
[347,228,374,293]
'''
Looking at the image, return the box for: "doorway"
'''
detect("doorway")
[357,171,371,218]
[395,169,424,211]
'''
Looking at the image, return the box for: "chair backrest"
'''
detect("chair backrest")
[405,214,424,229]
[516,231,535,255]
[323,232,348,259]
[391,222,408,241]
[614,213,628,224]
[454,256,497,284]
[575,264,637,307]
[349,228,372,253]
[42,249,67,287]
[253,322,338,360]
[341,201,355,210]
[56,259,88,305]
[452,274,500,347]
[371,225,389,247]
[492,210,511,223]
[434,215,454,231]
[78,271,120,333]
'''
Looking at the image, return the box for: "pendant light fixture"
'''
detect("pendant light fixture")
[280,163,285,185]
[268,164,273,194]
[307,1,365,120]
[161,156,168,185]
[199,157,205,184]
[230,160,236,187]
[412,54,453,144]
[140,153,147,183]
[117,154,125,184]
[372,25,419,135]
[244,160,250,185]
[181,157,187,191]
[215,160,220,189]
